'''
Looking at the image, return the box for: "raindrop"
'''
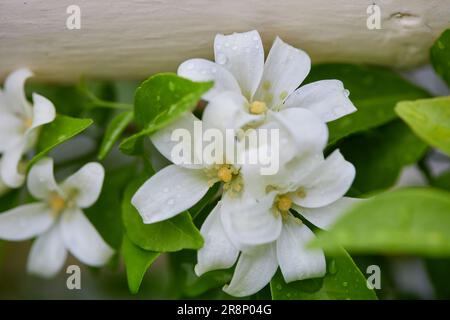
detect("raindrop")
[328,259,338,274]
[232,45,238,51]
[343,89,350,97]
[224,42,230,48]
[163,188,169,193]
[186,63,194,70]
[342,281,348,287]
[276,284,282,291]
[167,198,175,205]
[168,82,175,91]
[216,53,228,65]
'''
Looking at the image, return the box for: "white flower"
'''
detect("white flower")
[178,30,356,139]
[0,158,113,278]
[131,113,244,224]
[0,68,56,188]
[196,150,361,297]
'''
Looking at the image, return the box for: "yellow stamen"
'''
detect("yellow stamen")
[217,166,233,183]
[249,101,267,115]
[49,194,66,213]
[277,195,292,212]
[296,188,307,199]
[24,118,33,128]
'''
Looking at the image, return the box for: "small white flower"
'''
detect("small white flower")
[178,30,356,141]
[196,150,361,297]
[132,113,244,224]
[0,68,56,188]
[0,158,113,278]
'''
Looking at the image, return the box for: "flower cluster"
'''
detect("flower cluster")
[132,30,359,296]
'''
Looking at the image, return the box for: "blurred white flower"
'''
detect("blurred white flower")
[0,68,56,188]
[0,158,113,278]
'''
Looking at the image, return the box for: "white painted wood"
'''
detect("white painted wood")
[0,0,449,82]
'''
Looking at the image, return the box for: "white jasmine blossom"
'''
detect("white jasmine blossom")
[0,158,113,278]
[178,30,356,136]
[131,113,244,224]
[196,150,361,297]
[0,68,56,188]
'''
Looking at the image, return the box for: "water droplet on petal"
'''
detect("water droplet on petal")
[344,89,350,97]
[216,53,228,65]
[167,198,175,205]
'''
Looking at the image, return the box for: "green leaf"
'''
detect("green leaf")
[339,120,427,194]
[270,247,377,300]
[119,73,212,155]
[396,97,450,157]
[425,258,450,299]
[430,29,450,87]
[84,166,136,249]
[189,182,220,219]
[312,188,450,257]
[305,64,430,144]
[28,115,93,169]
[122,234,159,294]
[122,177,204,252]
[98,111,134,160]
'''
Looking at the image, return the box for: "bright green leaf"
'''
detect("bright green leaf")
[430,29,450,87]
[119,73,212,155]
[396,97,450,156]
[305,64,429,144]
[270,247,377,300]
[28,115,93,170]
[312,188,450,257]
[339,120,427,194]
[122,234,159,294]
[98,111,134,160]
[122,177,204,252]
[84,165,136,249]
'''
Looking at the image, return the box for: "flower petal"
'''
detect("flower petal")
[0,112,23,152]
[296,197,364,230]
[214,30,264,99]
[264,108,328,160]
[221,191,282,247]
[195,202,239,276]
[291,149,356,208]
[27,225,67,278]
[3,68,33,117]
[150,113,203,168]
[0,203,55,240]
[25,93,56,135]
[0,139,26,188]
[254,37,311,109]
[284,80,356,122]
[178,59,241,100]
[27,158,60,200]
[203,90,263,130]
[276,216,326,283]
[61,207,114,267]
[223,244,278,297]
[131,165,210,223]
[61,162,105,208]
